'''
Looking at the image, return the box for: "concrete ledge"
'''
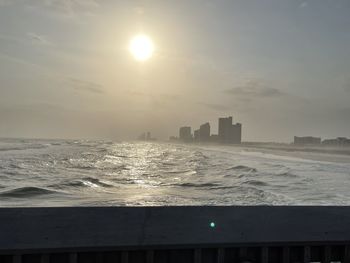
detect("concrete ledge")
[1,206,350,252]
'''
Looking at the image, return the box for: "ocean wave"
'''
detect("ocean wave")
[8,163,23,169]
[166,169,193,174]
[0,144,48,152]
[50,142,62,146]
[51,177,115,189]
[242,180,269,187]
[66,158,96,170]
[225,173,256,179]
[80,177,115,188]
[95,148,109,153]
[191,150,209,158]
[276,172,299,178]
[227,165,257,172]
[1,170,20,176]
[188,151,209,165]
[0,187,62,198]
[208,185,236,190]
[161,162,176,166]
[175,182,226,189]
[1,140,349,206]
[112,178,138,185]
[109,154,129,159]
[66,156,129,171]
[234,185,292,205]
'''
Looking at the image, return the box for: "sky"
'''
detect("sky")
[0,0,350,142]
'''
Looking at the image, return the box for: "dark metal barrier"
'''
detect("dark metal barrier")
[1,207,350,263]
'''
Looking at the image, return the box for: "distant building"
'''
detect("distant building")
[231,123,242,144]
[193,129,200,141]
[218,116,242,144]
[218,116,232,142]
[210,134,219,143]
[174,116,242,144]
[322,138,339,146]
[199,122,210,142]
[179,126,192,142]
[322,137,350,146]
[138,131,156,141]
[294,136,321,145]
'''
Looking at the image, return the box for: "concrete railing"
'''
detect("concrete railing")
[1,206,350,262]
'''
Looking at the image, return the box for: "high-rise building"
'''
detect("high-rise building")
[231,123,242,144]
[179,126,192,142]
[218,116,232,143]
[218,116,241,144]
[199,122,210,141]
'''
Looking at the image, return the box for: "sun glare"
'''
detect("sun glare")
[129,35,154,61]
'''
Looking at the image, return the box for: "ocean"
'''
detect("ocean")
[0,138,350,207]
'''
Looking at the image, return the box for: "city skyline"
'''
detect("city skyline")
[176,116,241,144]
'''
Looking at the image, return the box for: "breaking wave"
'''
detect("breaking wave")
[0,187,63,198]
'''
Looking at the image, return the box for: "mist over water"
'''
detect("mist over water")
[0,138,350,207]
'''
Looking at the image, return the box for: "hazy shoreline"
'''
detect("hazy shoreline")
[181,141,350,163]
[240,143,350,163]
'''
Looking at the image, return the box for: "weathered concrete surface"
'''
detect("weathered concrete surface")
[0,206,350,252]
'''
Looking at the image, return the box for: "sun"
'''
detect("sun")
[129,34,154,61]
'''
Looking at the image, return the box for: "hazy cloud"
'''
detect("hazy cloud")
[225,80,284,98]
[0,32,52,47]
[42,0,99,11]
[27,32,51,46]
[68,78,104,94]
[23,0,99,18]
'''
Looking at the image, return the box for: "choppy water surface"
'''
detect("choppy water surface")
[0,138,350,206]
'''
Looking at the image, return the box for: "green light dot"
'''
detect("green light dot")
[210,222,215,228]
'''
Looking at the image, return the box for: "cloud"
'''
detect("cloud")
[0,32,52,47]
[68,78,104,94]
[225,79,285,98]
[44,0,99,14]
[42,0,98,9]
[26,32,51,46]
[24,0,99,19]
